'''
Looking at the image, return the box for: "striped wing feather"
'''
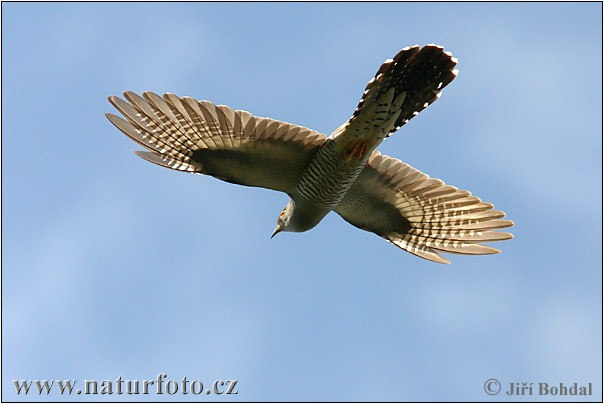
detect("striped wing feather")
[335,151,514,264]
[106,91,327,193]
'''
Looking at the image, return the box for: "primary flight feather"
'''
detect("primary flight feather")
[106,44,513,264]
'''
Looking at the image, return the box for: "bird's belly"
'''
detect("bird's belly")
[295,140,367,209]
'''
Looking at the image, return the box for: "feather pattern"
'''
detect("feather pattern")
[106,44,513,263]
[335,151,513,264]
[338,44,458,140]
[106,91,327,192]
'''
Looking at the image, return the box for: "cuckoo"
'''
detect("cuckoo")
[106,44,513,263]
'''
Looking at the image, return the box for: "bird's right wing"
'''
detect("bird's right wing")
[335,151,513,264]
[106,91,327,193]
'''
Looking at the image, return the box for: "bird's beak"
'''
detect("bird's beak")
[270,225,282,239]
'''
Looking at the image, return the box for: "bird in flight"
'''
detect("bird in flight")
[106,44,513,264]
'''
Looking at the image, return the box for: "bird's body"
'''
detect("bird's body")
[288,88,405,231]
[106,44,513,263]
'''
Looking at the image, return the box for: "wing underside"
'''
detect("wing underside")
[106,91,327,193]
[336,151,513,264]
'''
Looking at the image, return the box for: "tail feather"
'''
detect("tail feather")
[347,44,459,137]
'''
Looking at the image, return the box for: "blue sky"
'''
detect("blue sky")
[2,2,602,402]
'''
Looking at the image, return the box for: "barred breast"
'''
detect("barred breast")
[294,139,367,210]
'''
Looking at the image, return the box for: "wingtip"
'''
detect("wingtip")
[430,252,451,264]
[105,112,121,125]
[107,95,121,105]
[123,90,140,102]
[142,90,161,100]
[488,247,502,255]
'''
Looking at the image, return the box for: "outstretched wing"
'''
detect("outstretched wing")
[335,152,513,264]
[333,44,458,141]
[106,91,327,193]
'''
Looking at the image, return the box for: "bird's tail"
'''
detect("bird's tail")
[346,44,458,137]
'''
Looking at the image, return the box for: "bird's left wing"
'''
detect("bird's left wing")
[106,91,327,193]
[335,151,513,264]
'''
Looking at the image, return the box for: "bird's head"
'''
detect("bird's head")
[271,198,326,238]
[271,200,296,238]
